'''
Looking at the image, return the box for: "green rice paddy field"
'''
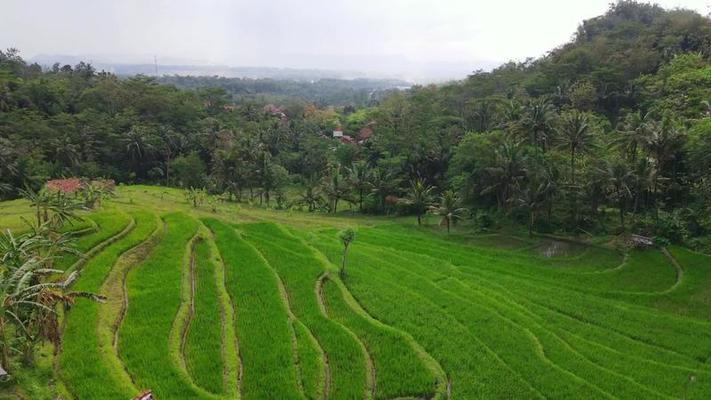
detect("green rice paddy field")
[3,185,711,399]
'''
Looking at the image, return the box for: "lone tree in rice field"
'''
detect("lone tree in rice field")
[399,178,436,226]
[429,190,468,234]
[337,228,355,278]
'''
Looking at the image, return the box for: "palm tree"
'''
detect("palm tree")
[467,97,500,132]
[399,179,436,226]
[519,98,557,152]
[297,175,324,212]
[615,111,652,162]
[641,119,685,220]
[322,166,349,213]
[428,190,469,234]
[52,135,81,172]
[500,99,524,132]
[517,165,556,236]
[346,161,371,212]
[369,168,401,212]
[601,160,635,230]
[480,139,526,211]
[557,111,597,185]
[123,125,157,179]
[557,111,598,226]
[157,126,182,186]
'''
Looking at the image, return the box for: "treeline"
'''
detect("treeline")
[1,1,711,247]
[157,75,407,107]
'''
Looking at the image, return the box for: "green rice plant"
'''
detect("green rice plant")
[59,210,157,399]
[361,228,711,364]
[351,241,672,398]
[311,233,602,398]
[292,319,323,400]
[352,228,709,378]
[239,222,368,400]
[202,218,303,400]
[433,257,711,398]
[321,277,438,399]
[303,231,541,399]
[54,210,133,271]
[184,238,226,395]
[359,226,676,295]
[119,213,219,399]
[201,226,240,399]
[645,246,711,319]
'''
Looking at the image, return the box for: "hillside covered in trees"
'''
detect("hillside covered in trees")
[2,1,711,247]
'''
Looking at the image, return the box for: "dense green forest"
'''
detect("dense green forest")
[2,1,711,247]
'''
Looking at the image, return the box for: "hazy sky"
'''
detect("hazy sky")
[1,0,709,80]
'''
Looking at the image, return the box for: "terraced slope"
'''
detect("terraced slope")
[60,210,158,399]
[307,226,711,399]
[55,210,133,271]
[240,223,369,400]
[118,213,221,400]
[51,197,711,400]
[203,218,303,400]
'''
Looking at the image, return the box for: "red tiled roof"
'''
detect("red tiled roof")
[358,126,373,140]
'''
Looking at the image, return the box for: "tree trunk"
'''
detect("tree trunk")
[340,245,349,278]
[570,147,576,184]
[446,216,450,234]
[571,147,578,227]
[529,211,534,237]
[165,157,171,186]
[359,189,363,212]
[417,214,422,226]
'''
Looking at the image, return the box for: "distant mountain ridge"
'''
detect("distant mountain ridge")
[28,54,406,82]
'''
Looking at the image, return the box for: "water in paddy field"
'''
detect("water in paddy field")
[536,239,586,258]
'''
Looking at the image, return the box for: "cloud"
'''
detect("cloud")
[1,0,708,80]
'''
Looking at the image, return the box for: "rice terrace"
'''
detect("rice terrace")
[0,183,709,399]
[3,0,711,399]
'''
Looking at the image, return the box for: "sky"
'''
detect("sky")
[1,0,709,81]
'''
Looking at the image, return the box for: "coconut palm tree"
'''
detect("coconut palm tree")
[369,168,400,212]
[480,139,526,211]
[123,125,158,179]
[297,175,324,212]
[557,111,598,185]
[601,160,635,230]
[429,190,469,234]
[557,111,598,226]
[467,97,501,132]
[346,161,371,212]
[615,111,652,162]
[322,166,349,213]
[642,119,685,219]
[517,164,556,236]
[519,98,557,152]
[400,178,436,226]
